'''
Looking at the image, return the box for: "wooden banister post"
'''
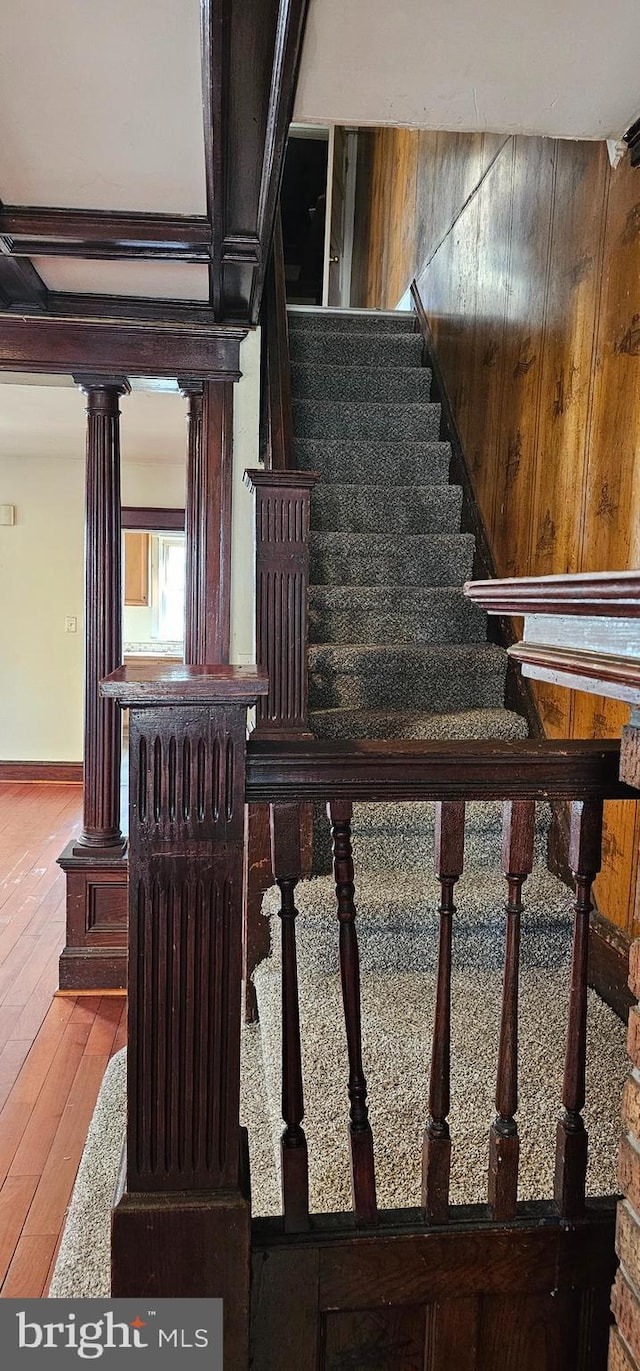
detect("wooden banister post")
[244,468,317,739]
[101,664,267,1368]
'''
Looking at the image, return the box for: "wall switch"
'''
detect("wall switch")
[65,616,78,633]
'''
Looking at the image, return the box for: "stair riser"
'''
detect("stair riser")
[294,399,441,442]
[289,333,424,368]
[310,708,528,741]
[287,311,416,334]
[292,365,432,403]
[297,443,451,484]
[311,485,461,533]
[310,536,475,587]
[308,660,507,712]
[309,603,486,645]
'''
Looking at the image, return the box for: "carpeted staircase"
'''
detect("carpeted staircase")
[49,308,626,1298]
[252,306,626,1213]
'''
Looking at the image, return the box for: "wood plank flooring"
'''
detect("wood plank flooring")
[0,783,126,1297]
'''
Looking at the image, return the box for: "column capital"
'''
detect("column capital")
[177,376,205,398]
[72,374,131,398]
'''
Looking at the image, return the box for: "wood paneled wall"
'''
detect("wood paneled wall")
[352,129,640,937]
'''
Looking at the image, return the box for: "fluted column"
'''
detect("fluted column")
[73,375,129,855]
[179,378,233,666]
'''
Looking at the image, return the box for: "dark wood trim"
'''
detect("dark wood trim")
[246,737,635,804]
[410,277,543,739]
[589,908,633,1021]
[101,663,268,708]
[200,0,224,314]
[250,0,311,321]
[180,380,234,664]
[0,313,245,379]
[0,249,48,311]
[624,116,640,168]
[48,292,218,326]
[464,569,640,617]
[122,506,185,532]
[0,206,211,261]
[245,469,317,736]
[262,213,295,470]
[0,760,83,782]
[508,641,640,696]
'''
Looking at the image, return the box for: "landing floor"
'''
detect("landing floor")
[0,782,126,1296]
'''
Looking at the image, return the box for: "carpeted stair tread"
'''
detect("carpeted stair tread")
[289,331,425,369]
[311,484,461,533]
[296,439,451,484]
[310,531,475,586]
[309,705,528,740]
[308,642,509,712]
[292,364,432,403]
[293,397,441,441]
[288,309,417,333]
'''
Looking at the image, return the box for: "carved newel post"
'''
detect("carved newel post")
[102,664,267,1368]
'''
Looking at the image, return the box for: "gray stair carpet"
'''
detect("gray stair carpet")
[250,307,626,1215]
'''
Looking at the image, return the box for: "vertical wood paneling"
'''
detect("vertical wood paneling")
[354,129,640,937]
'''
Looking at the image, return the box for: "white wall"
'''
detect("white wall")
[0,344,260,762]
[0,454,85,761]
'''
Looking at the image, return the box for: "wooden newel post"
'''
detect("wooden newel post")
[101,664,267,1367]
[244,468,317,738]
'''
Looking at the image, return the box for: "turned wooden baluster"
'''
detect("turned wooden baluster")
[328,800,377,1225]
[554,799,603,1218]
[488,800,535,1220]
[270,802,310,1232]
[422,800,465,1223]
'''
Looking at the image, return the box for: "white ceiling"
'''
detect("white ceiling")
[0,0,205,214]
[295,0,640,140]
[0,383,187,466]
[32,258,210,300]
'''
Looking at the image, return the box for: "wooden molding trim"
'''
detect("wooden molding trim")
[0,760,83,782]
[48,292,217,326]
[410,277,543,739]
[0,206,212,261]
[0,313,246,379]
[464,569,640,617]
[246,737,635,804]
[122,506,185,531]
[508,642,640,699]
[624,116,640,168]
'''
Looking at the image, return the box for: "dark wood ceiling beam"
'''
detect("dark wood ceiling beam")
[0,206,212,261]
[0,229,48,310]
[47,291,217,326]
[201,0,310,320]
[0,312,245,379]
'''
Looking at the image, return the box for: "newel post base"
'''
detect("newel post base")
[102,664,268,1369]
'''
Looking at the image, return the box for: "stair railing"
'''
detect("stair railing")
[102,657,633,1353]
[244,208,317,1015]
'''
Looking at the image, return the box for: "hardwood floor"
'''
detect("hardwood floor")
[0,782,126,1297]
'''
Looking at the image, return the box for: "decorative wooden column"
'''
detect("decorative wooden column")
[103,664,266,1366]
[242,469,317,1019]
[58,376,130,991]
[244,468,317,738]
[179,378,234,665]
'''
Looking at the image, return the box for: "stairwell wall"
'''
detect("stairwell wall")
[351,128,640,939]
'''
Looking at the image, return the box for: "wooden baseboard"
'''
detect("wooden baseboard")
[0,760,83,782]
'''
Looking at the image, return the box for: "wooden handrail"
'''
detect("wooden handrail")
[464,569,640,617]
[260,210,295,471]
[246,737,634,804]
